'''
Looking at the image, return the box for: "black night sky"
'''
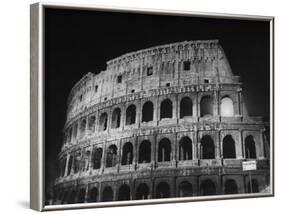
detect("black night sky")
[44,8,270,193]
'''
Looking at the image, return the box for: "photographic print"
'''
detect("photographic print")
[30,3,274,211]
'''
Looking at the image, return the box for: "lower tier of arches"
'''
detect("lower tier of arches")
[52,170,269,205]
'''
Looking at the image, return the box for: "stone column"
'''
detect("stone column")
[193,131,198,160]
[100,142,107,174]
[88,145,94,170]
[215,131,221,159]
[213,90,220,116]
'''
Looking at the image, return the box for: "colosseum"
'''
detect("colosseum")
[53,40,270,205]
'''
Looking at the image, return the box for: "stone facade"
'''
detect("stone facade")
[53,40,269,204]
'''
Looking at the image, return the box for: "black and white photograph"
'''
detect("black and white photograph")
[30,3,273,210]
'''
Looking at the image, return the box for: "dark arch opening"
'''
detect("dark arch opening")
[136,183,150,200]
[156,182,170,198]
[223,135,236,159]
[247,179,259,193]
[158,138,171,162]
[68,189,76,204]
[179,181,193,197]
[126,105,136,125]
[88,187,98,202]
[92,148,102,169]
[160,99,173,119]
[180,97,193,118]
[201,135,215,159]
[179,136,192,160]
[224,179,238,194]
[200,179,216,196]
[121,142,133,165]
[142,101,154,122]
[67,155,73,176]
[88,115,96,132]
[200,95,213,117]
[80,119,87,136]
[138,140,151,163]
[111,108,121,129]
[77,188,86,203]
[245,135,256,159]
[99,112,108,131]
[102,186,113,202]
[106,145,118,167]
[118,184,131,201]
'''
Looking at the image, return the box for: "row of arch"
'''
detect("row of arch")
[61,134,257,177]
[58,178,260,204]
[65,95,235,143]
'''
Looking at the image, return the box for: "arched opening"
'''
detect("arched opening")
[111,108,121,129]
[136,183,150,200]
[223,135,236,159]
[158,138,171,162]
[178,181,193,197]
[220,96,234,117]
[245,135,256,159]
[60,158,66,177]
[179,136,192,160]
[200,95,213,117]
[79,119,87,136]
[99,112,108,131]
[92,148,102,169]
[156,182,170,198]
[68,190,76,204]
[88,187,98,202]
[160,99,173,119]
[121,142,133,165]
[138,140,151,163]
[224,179,238,194]
[200,135,215,159]
[73,124,78,139]
[77,188,86,203]
[106,145,118,167]
[102,186,113,202]
[67,127,72,143]
[247,179,259,193]
[180,97,193,118]
[118,184,131,201]
[67,155,73,175]
[142,101,154,122]
[200,179,216,196]
[73,156,79,174]
[88,115,96,132]
[126,105,136,125]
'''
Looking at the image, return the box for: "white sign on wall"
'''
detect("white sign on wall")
[242,161,257,171]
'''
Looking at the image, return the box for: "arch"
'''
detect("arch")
[88,115,96,132]
[179,136,192,160]
[136,183,150,200]
[200,135,215,159]
[92,148,103,169]
[67,155,73,175]
[121,142,133,165]
[88,187,98,202]
[223,135,236,159]
[200,95,213,117]
[224,179,238,194]
[99,112,108,131]
[73,123,78,139]
[156,182,170,198]
[126,105,136,125]
[77,188,86,203]
[142,101,154,122]
[111,108,121,129]
[180,97,193,118]
[138,140,151,163]
[102,186,114,202]
[158,138,172,162]
[118,184,131,201]
[106,145,118,167]
[220,96,234,117]
[178,181,193,197]
[200,179,216,196]
[79,119,87,136]
[247,179,259,193]
[68,189,76,204]
[245,135,256,159]
[60,158,66,177]
[160,99,173,119]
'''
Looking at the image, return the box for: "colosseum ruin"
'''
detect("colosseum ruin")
[53,40,270,204]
